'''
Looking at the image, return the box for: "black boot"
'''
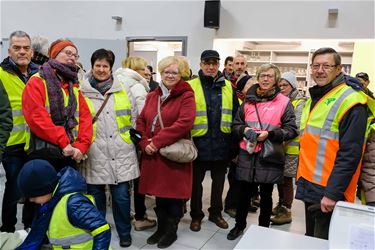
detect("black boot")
[147,208,165,245]
[157,217,179,248]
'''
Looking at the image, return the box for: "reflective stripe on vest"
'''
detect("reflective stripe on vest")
[0,67,28,146]
[285,98,306,155]
[48,193,96,249]
[188,78,233,137]
[24,73,80,151]
[297,83,370,202]
[84,86,132,144]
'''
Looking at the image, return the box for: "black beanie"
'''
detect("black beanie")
[236,74,252,91]
[17,160,58,198]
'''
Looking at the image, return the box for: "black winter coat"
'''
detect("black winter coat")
[0,79,12,161]
[232,84,297,184]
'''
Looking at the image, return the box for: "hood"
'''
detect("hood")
[54,166,87,198]
[289,88,307,101]
[114,67,150,92]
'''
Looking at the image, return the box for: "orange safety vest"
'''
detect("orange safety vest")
[297,83,369,202]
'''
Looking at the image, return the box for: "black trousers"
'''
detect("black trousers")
[235,181,274,229]
[156,197,183,218]
[224,161,240,210]
[133,177,147,220]
[304,202,332,240]
[190,160,228,220]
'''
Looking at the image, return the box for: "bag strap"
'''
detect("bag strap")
[254,102,264,130]
[157,95,164,129]
[92,94,111,124]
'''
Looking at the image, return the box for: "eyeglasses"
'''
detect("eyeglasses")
[310,64,337,71]
[259,74,275,79]
[61,50,79,59]
[11,45,31,52]
[278,83,290,88]
[162,71,179,77]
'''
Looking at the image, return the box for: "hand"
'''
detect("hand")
[256,131,269,141]
[72,148,84,163]
[145,139,158,155]
[62,144,75,157]
[320,196,337,213]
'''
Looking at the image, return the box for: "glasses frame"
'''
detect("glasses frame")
[61,49,80,60]
[310,64,338,71]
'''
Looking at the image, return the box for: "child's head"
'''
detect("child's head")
[17,159,59,204]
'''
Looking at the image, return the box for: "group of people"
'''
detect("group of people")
[0,30,374,250]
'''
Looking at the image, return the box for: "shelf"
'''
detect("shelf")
[247,60,270,64]
[272,61,308,65]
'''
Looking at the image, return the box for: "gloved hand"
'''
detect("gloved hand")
[244,129,258,142]
[129,128,142,145]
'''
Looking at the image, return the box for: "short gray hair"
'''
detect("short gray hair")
[31,36,49,56]
[9,30,31,47]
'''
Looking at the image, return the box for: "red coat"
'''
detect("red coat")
[22,75,92,154]
[136,79,196,198]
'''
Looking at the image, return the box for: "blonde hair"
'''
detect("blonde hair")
[121,56,147,71]
[177,56,192,80]
[256,63,281,84]
[158,56,183,74]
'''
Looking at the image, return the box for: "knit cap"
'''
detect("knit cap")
[236,73,252,91]
[48,39,78,59]
[281,71,298,89]
[17,160,58,198]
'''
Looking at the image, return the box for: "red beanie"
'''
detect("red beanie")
[48,39,78,59]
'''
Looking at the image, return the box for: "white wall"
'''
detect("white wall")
[1,0,374,73]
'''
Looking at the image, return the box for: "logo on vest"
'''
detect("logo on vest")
[263,106,274,111]
[324,98,336,106]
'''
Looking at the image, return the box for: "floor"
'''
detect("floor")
[0,164,306,249]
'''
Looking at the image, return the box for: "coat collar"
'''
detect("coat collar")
[155,79,193,98]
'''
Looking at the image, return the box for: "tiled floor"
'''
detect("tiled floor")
[0,165,306,249]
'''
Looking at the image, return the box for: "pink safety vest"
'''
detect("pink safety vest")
[239,93,290,152]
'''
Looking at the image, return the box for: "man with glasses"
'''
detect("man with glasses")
[296,47,374,239]
[0,30,39,232]
[188,50,239,232]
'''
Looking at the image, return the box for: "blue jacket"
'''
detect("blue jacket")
[16,167,111,250]
[193,70,239,162]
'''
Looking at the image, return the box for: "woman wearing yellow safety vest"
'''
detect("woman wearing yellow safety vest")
[79,49,140,248]
[271,71,307,225]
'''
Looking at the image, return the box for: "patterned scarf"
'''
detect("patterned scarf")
[256,85,278,100]
[40,59,78,142]
[88,72,113,95]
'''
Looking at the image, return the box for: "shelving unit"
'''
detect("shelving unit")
[237,47,354,92]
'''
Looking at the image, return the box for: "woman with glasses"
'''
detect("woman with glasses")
[136,56,196,248]
[22,39,92,170]
[227,63,297,240]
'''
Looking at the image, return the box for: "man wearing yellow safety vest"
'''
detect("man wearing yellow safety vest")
[188,50,239,232]
[0,31,39,233]
[16,159,111,249]
[296,47,374,239]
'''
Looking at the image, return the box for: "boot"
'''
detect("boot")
[147,208,165,245]
[272,200,284,216]
[157,217,179,249]
[271,205,292,225]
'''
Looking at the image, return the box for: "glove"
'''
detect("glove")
[129,128,142,145]
[244,129,258,142]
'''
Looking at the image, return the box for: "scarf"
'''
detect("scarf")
[88,72,113,95]
[40,59,78,142]
[256,85,278,100]
[159,80,171,101]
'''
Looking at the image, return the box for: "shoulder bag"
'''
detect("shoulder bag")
[254,103,285,165]
[157,96,198,163]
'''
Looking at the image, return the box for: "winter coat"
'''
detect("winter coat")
[17,167,111,250]
[192,70,239,162]
[232,84,297,184]
[115,67,150,115]
[0,79,12,161]
[283,89,307,177]
[361,129,375,205]
[22,73,92,154]
[136,79,196,198]
[295,75,368,204]
[79,75,140,185]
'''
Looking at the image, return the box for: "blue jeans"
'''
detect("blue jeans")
[87,182,131,240]
[1,152,34,232]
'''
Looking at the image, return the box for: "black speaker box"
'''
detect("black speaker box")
[204,0,220,29]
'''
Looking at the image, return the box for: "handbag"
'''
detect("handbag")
[157,96,198,163]
[254,103,285,165]
[28,131,65,161]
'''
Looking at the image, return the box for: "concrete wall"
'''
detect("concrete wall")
[1,0,374,72]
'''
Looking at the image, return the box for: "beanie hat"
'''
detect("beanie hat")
[17,160,58,198]
[48,39,78,59]
[236,73,252,91]
[281,71,298,89]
